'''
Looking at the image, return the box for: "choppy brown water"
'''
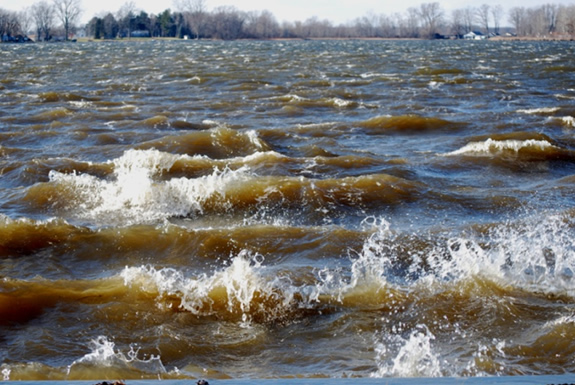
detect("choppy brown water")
[2,39,575,381]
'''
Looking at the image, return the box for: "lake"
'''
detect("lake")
[1,39,575,380]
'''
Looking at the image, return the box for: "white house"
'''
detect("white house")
[463,31,486,40]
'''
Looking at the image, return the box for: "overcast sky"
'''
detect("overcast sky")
[1,0,573,25]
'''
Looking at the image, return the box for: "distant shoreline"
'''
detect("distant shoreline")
[69,35,574,43]
[489,35,574,41]
[4,35,573,44]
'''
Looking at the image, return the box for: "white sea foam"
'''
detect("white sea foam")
[70,336,122,366]
[121,250,306,322]
[2,368,10,381]
[463,340,507,376]
[364,212,575,295]
[0,214,70,227]
[517,107,560,114]
[545,314,575,329]
[66,336,166,378]
[48,149,253,225]
[372,325,442,378]
[117,219,404,323]
[555,93,575,100]
[560,116,575,127]
[331,97,353,107]
[394,211,575,297]
[240,150,286,163]
[245,130,265,149]
[68,100,93,108]
[483,213,575,295]
[119,210,575,325]
[272,93,305,103]
[119,221,398,322]
[428,81,441,89]
[117,211,575,377]
[360,72,381,78]
[443,138,556,157]
[362,212,575,377]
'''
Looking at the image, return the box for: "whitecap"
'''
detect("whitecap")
[442,138,556,157]
[560,116,575,127]
[517,107,560,114]
[121,250,308,322]
[47,148,253,225]
[372,324,442,378]
[66,336,167,378]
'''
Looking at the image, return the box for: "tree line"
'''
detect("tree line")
[1,0,81,41]
[2,0,575,42]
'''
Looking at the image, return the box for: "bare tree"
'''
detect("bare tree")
[303,16,333,37]
[400,7,420,38]
[175,0,206,39]
[476,4,490,35]
[544,3,559,33]
[18,9,32,36]
[0,9,22,38]
[117,1,137,38]
[377,14,397,37]
[298,16,318,37]
[31,1,55,41]
[559,4,575,36]
[353,14,378,37]
[53,0,82,40]
[462,7,475,33]
[525,7,547,36]
[450,9,466,36]
[210,6,245,40]
[491,5,503,35]
[258,10,280,38]
[417,2,443,38]
[508,6,526,35]
[244,10,279,38]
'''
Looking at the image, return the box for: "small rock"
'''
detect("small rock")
[94,381,126,385]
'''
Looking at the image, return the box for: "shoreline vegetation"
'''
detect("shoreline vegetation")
[2,1,575,44]
[4,35,575,44]
[72,34,575,43]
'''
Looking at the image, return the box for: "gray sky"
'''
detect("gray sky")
[1,0,573,25]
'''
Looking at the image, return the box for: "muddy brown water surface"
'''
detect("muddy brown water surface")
[1,39,575,380]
